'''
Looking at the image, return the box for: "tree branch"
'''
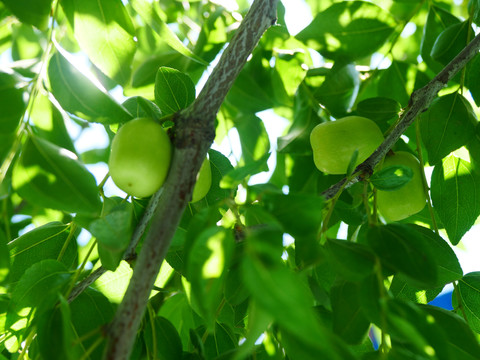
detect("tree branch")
[103,1,278,359]
[321,33,480,201]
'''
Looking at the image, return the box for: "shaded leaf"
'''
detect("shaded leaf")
[325,239,376,281]
[371,165,413,191]
[242,228,355,360]
[36,295,83,360]
[311,62,360,116]
[185,227,234,325]
[331,280,370,344]
[30,93,76,152]
[143,316,183,360]
[69,288,115,359]
[421,304,480,360]
[421,5,460,72]
[420,93,476,165]
[366,224,437,288]
[356,97,401,122]
[130,0,207,65]
[1,0,52,29]
[220,152,270,188]
[0,71,27,133]
[455,272,480,334]
[431,21,470,66]
[8,222,77,284]
[0,229,9,284]
[12,135,102,216]
[296,1,395,61]
[10,260,69,319]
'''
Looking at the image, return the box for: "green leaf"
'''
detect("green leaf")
[130,0,207,66]
[89,202,133,271]
[277,86,323,155]
[421,5,461,73]
[371,165,413,191]
[60,0,136,85]
[185,227,234,325]
[154,67,195,115]
[202,322,237,359]
[11,22,45,61]
[456,272,480,333]
[69,288,114,359]
[356,97,401,122]
[376,61,413,106]
[48,51,132,123]
[1,0,52,29]
[92,260,133,303]
[220,152,270,188]
[325,239,376,281]
[89,203,133,252]
[0,229,9,283]
[122,96,162,120]
[234,114,270,166]
[8,222,77,284]
[431,154,480,245]
[143,316,183,360]
[331,280,370,344]
[12,134,102,216]
[466,54,480,107]
[420,304,480,359]
[190,149,233,206]
[366,224,437,288]
[311,63,360,117]
[9,260,69,318]
[408,225,463,288]
[430,21,470,66]
[157,293,197,344]
[389,276,442,304]
[30,93,76,152]
[36,296,84,360]
[383,299,449,359]
[296,1,396,61]
[242,228,355,360]
[420,93,476,165]
[262,191,324,237]
[225,52,284,113]
[0,71,27,133]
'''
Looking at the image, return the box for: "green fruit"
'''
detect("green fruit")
[310,116,384,174]
[109,118,172,198]
[376,151,427,221]
[191,158,211,202]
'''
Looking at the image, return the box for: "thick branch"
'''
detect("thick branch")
[322,33,480,200]
[103,1,278,359]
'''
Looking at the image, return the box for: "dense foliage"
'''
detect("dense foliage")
[1,0,480,359]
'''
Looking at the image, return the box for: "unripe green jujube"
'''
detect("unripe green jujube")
[310,116,384,174]
[108,118,172,198]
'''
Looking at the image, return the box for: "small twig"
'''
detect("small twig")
[322,33,480,200]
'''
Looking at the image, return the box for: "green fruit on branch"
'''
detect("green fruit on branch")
[376,151,427,221]
[191,158,212,202]
[310,116,384,174]
[108,118,172,198]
